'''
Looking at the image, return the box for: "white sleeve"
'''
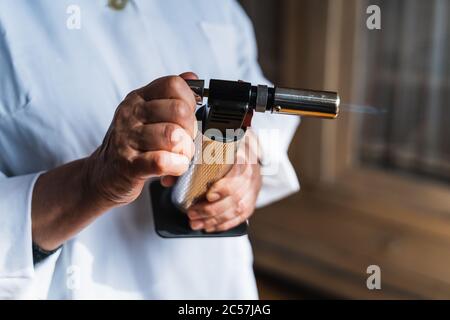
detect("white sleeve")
[0,172,62,299]
[0,27,60,299]
[230,1,300,207]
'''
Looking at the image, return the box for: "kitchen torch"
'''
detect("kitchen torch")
[150,79,339,238]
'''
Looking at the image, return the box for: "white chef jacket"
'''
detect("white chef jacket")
[0,0,299,299]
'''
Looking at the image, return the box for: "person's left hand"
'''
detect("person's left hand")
[186,131,262,233]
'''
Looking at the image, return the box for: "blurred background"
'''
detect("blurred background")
[238,0,450,299]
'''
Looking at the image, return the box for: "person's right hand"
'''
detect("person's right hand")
[85,73,198,206]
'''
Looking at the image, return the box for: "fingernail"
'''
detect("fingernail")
[207,192,220,202]
[191,221,204,230]
[205,228,215,233]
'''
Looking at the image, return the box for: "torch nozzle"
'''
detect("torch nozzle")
[271,87,340,119]
[186,79,340,120]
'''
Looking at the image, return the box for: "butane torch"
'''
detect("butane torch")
[150,79,339,238]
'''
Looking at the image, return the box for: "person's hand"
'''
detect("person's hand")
[85,73,198,206]
[186,131,262,233]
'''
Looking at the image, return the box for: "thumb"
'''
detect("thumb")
[179,72,198,80]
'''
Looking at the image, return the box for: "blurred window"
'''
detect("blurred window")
[359,0,450,183]
[241,0,450,299]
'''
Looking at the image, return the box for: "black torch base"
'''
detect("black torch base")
[149,180,248,238]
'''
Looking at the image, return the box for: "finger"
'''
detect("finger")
[202,191,251,230]
[188,176,251,230]
[213,214,248,233]
[188,197,236,231]
[134,99,197,138]
[203,191,255,232]
[189,170,252,220]
[201,204,239,230]
[112,92,146,130]
[131,150,190,179]
[135,75,196,109]
[179,72,198,80]
[160,175,178,187]
[205,163,253,202]
[188,195,236,221]
[121,89,146,107]
[129,123,195,159]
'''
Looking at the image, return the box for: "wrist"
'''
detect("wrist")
[31,158,113,251]
[82,153,121,211]
[83,149,142,208]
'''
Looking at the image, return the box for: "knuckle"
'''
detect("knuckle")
[231,192,242,204]
[219,221,234,232]
[190,207,206,219]
[127,89,139,97]
[219,212,233,224]
[125,90,139,102]
[237,201,248,214]
[121,154,136,171]
[132,100,145,119]
[166,76,184,92]
[127,126,141,147]
[115,105,132,122]
[216,182,230,195]
[205,217,218,228]
[116,146,131,161]
[112,131,126,148]
[128,124,141,137]
[203,206,216,217]
[172,100,190,120]
[164,123,178,145]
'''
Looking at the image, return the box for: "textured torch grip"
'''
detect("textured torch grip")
[171,132,240,211]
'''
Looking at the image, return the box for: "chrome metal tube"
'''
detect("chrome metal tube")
[272,87,340,119]
[186,79,340,119]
